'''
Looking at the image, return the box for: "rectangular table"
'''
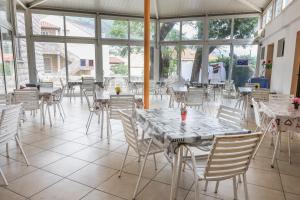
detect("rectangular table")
[260,101,300,167]
[136,108,250,200]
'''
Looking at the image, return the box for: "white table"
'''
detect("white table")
[136,108,250,200]
[260,101,300,167]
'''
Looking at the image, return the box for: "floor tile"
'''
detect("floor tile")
[94,152,136,170]
[50,142,87,155]
[0,187,26,200]
[81,189,124,200]
[68,163,117,187]
[31,137,68,149]
[71,147,108,162]
[97,173,150,200]
[0,161,36,183]
[31,179,92,200]
[43,157,89,177]
[28,150,65,168]
[285,192,300,200]
[7,169,62,198]
[136,181,189,200]
[281,174,300,195]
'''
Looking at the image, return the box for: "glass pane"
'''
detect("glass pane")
[34,42,66,86]
[103,45,128,87]
[181,45,202,82]
[32,14,64,36]
[101,19,128,39]
[160,22,180,41]
[65,16,95,37]
[67,43,95,81]
[17,12,26,36]
[233,17,258,39]
[275,0,283,16]
[1,29,16,92]
[130,46,144,82]
[130,21,143,40]
[208,46,231,83]
[266,6,273,24]
[232,45,258,87]
[16,38,29,86]
[209,18,232,40]
[160,46,179,79]
[283,0,293,9]
[0,37,4,94]
[0,0,11,28]
[182,21,204,40]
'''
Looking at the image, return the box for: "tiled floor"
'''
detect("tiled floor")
[1,95,300,200]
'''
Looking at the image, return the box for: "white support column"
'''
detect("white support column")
[228,44,234,80]
[201,15,209,83]
[154,20,160,82]
[11,0,19,87]
[25,9,37,83]
[255,44,261,77]
[95,14,103,82]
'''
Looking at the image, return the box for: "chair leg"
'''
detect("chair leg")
[243,174,249,200]
[86,112,94,135]
[253,121,272,159]
[100,108,104,139]
[57,104,64,122]
[59,103,66,117]
[233,176,238,200]
[15,136,30,166]
[119,145,129,178]
[153,154,157,170]
[288,132,292,164]
[6,143,9,158]
[47,105,52,127]
[214,181,219,193]
[182,148,188,172]
[0,167,8,186]
[204,180,208,191]
[86,112,92,128]
[271,131,281,168]
[132,139,152,199]
[106,105,111,144]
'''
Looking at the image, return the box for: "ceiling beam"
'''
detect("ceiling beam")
[236,0,262,13]
[153,0,159,19]
[16,0,28,10]
[28,0,49,8]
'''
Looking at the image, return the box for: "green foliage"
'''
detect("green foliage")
[208,19,231,39]
[111,64,128,75]
[233,17,258,39]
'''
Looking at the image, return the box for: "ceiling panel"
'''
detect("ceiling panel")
[19,0,268,18]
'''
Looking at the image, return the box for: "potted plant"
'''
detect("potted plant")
[180,104,187,123]
[115,85,121,95]
[266,60,272,69]
[293,98,300,109]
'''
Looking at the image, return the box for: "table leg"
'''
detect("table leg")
[100,105,104,139]
[271,131,281,168]
[106,104,110,144]
[170,145,183,200]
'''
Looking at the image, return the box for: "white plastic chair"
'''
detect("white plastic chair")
[83,89,101,135]
[185,132,262,200]
[269,94,294,102]
[217,105,243,128]
[184,90,205,111]
[0,104,30,185]
[118,111,164,199]
[80,77,95,103]
[251,89,270,102]
[0,94,12,105]
[39,82,53,88]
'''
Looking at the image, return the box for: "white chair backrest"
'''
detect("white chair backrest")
[39,82,53,88]
[217,105,243,127]
[119,110,139,152]
[54,86,66,103]
[0,94,11,105]
[184,90,205,105]
[245,83,257,89]
[13,89,40,111]
[82,77,95,91]
[269,94,294,102]
[204,133,262,180]
[110,95,135,120]
[251,89,270,102]
[0,104,22,144]
[252,98,262,128]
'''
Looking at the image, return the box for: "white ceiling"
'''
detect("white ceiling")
[19,0,270,18]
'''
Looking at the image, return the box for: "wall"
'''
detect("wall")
[261,0,300,94]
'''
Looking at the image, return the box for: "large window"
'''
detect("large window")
[160,22,180,41]
[181,45,202,82]
[208,18,232,40]
[208,46,231,83]
[101,19,128,39]
[160,46,179,79]
[130,21,144,40]
[65,16,95,37]
[32,14,64,36]
[182,21,204,40]
[232,45,258,87]
[1,28,16,93]
[233,17,258,39]
[17,12,26,36]
[16,38,29,86]
[35,42,66,85]
[275,0,283,16]
[67,43,95,81]
[130,46,144,82]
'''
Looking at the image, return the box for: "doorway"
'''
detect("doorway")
[265,43,274,81]
[291,31,300,96]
